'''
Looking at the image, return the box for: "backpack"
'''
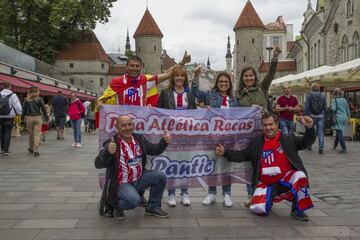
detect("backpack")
[309,94,324,115]
[0,93,13,115]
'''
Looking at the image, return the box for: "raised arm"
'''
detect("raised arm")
[260,46,281,93]
[294,116,316,150]
[157,51,191,83]
[191,66,210,104]
[216,144,250,163]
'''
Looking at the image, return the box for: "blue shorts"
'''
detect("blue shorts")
[55,116,66,129]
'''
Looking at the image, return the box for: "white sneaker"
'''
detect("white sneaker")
[71,143,76,147]
[181,193,191,206]
[223,194,233,207]
[202,194,216,205]
[75,143,82,148]
[168,194,176,207]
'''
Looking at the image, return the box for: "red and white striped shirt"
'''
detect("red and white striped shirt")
[116,136,143,184]
[173,91,188,110]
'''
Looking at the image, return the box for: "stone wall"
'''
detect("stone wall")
[135,36,162,75]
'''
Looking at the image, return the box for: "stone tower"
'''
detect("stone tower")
[225,35,232,73]
[134,7,163,74]
[233,0,264,89]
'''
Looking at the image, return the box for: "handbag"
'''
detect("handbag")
[330,99,338,124]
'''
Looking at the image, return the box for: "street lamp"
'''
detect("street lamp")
[266,47,273,61]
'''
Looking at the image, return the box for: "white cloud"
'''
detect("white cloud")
[94,0,317,70]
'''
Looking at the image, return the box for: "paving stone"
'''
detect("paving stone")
[0,229,41,240]
[0,210,55,219]
[34,204,88,211]
[294,226,360,237]
[104,228,172,239]
[197,218,257,227]
[0,219,17,228]
[310,216,360,226]
[0,204,35,211]
[14,219,79,228]
[66,198,100,203]
[137,218,198,227]
[16,197,67,204]
[52,210,99,219]
[35,229,105,240]
[32,186,74,192]
[48,192,94,197]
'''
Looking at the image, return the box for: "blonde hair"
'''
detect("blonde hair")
[311,83,320,91]
[168,65,189,89]
[27,87,39,100]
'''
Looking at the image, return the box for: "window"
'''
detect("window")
[346,0,353,17]
[310,46,313,68]
[314,43,317,68]
[101,63,105,69]
[143,62,145,68]
[237,40,239,45]
[69,78,74,84]
[252,38,254,44]
[69,63,74,68]
[353,32,359,59]
[342,35,349,62]
[243,56,246,62]
[154,45,156,52]
[138,46,140,52]
[272,36,280,46]
[100,78,104,87]
[317,39,321,67]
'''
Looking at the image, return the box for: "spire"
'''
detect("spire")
[125,28,131,51]
[207,56,211,69]
[234,0,264,31]
[226,35,232,59]
[307,0,312,10]
[134,8,163,38]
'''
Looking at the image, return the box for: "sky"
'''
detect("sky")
[94,0,317,70]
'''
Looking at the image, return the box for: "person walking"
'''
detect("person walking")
[276,85,299,134]
[68,92,85,148]
[235,46,281,207]
[331,88,351,153]
[22,87,49,157]
[304,83,327,154]
[157,65,196,207]
[51,90,69,140]
[192,69,238,207]
[0,81,22,155]
[86,100,96,135]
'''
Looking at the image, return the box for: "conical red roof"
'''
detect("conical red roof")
[234,0,264,30]
[134,9,163,38]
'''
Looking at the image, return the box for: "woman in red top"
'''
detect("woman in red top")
[68,92,85,148]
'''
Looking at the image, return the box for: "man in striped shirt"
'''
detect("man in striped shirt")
[95,115,172,219]
[215,113,316,221]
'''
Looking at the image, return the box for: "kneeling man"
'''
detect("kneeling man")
[216,113,315,221]
[95,115,172,219]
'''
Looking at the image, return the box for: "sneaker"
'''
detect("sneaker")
[181,193,191,206]
[75,143,82,148]
[33,152,40,157]
[168,194,176,207]
[140,195,148,207]
[338,149,347,153]
[244,196,252,208]
[223,194,233,207]
[318,149,324,154]
[145,207,169,218]
[290,210,309,221]
[3,151,9,156]
[57,136,60,140]
[113,209,126,220]
[28,147,33,154]
[202,194,216,205]
[71,143,76,147]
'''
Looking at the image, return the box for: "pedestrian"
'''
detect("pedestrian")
[275,85,299,134]
[0,81,22,155]
[331,88,350,153]
[22,87,49,157]
[83,98,91,133]
[95,115,172,219]
[157,65,196,207]
[191,69,238,207]
[216,113,315,221]
[235,46,281,207]
[86,100,96,135]
[68,92,85,148]
[51,90,69,140]
[40,104,51,142]
[304,83,327,154]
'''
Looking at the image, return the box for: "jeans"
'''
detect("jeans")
[279,119,294,135]
[246,184,254,196]
[118,170,167,210]
[168,188,188,196]
[334,129,346,150]
[26,116,42,151]
[0,118,14,152]
[208,184,231,196]
[312,118,324,150]
[70,119,82,143]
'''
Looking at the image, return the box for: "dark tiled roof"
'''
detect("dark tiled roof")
[161,52,176,71]
[107,65,126,75]
[259,60,297,72]
[234,1,264,30]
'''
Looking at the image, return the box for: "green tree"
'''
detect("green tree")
[0,0,116,63]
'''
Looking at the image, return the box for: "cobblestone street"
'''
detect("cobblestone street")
[0,130,360,240]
